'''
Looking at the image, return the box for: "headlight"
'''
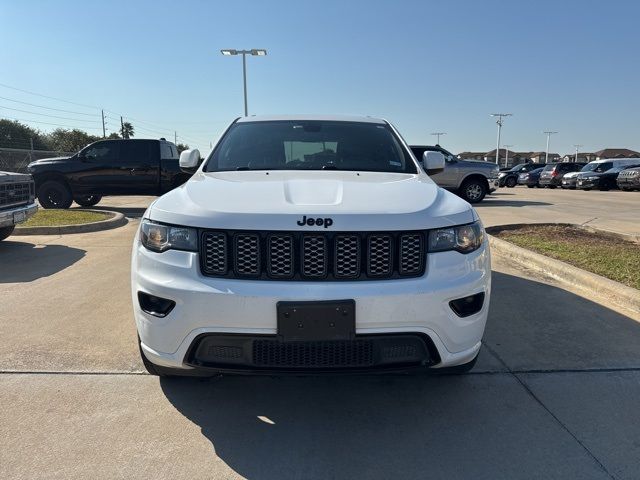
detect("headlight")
[140,219,198,252]
[498,172,507,178]
[428,221,485,254]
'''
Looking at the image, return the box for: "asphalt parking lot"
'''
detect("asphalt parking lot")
[1,189,640,479]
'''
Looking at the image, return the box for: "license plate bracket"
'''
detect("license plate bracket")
[13,211,26,223]
[277,300,355,342]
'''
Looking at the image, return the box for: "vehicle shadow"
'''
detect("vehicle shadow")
[158,271,640,479]
[0,240,85,283]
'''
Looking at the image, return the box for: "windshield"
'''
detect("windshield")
[509,164,526,172]
[582,162,612,172]
[542,164,557,171]
[204,121,417,173]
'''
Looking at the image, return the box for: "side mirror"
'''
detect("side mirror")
[179,149,201,173]
[422,151,445,175]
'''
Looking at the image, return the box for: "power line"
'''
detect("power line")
[0,95,98,116]
[0,105,100,123]
[0,116,103,130]
[0,82,97,110]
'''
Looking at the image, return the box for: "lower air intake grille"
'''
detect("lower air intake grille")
[253,340,374,368]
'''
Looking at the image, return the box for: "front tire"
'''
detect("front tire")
[459,179,487,203]
[527,184,535,188]
[74,195,102,207]
[505,177,517,188]
[0,225,16,241]
[38,180,73,209]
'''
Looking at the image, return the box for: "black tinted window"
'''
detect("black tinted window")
[121,141,151,163]
[206,121,417,173]
[82,141,120,162]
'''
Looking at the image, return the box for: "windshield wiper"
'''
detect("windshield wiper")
[321,165,338,170]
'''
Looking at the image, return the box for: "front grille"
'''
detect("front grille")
[253,340,374,367]
[200,230,427,281]
[0,181,32,210]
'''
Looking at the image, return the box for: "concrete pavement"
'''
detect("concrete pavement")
[478,187,640,236]
[1,192,640,479]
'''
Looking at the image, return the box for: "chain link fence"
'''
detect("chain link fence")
[0,148,73,173]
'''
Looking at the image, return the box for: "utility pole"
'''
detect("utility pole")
[101,109,106,138]
[574,144,583,163]
[431,132,447,145]
[490,114,512,165]
[543,131,558,163]
[175,131,177,145]
[120,116,125,138]
[503,145,513,169]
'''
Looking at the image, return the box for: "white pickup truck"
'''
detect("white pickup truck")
[0,171,38,241]
[131,115,491,376]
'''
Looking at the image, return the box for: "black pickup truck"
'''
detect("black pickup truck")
[27,138,191,208]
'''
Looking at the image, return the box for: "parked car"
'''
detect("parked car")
[538,162,586,188]
[496,163,545,188]
[133,115,491,376]
[617,166,640,191]
[409,145,499,203]
[576,163,640,191]
[27,138,190,209]
[0,171,38,241]
[517,167,544,188]
[563,158,640,189]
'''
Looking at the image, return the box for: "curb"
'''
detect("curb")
[15,210,127,235]
[488,233,640,315]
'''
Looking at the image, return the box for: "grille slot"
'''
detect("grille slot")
[253,340,374,368]
[0,182,32,210]
[202,232,227,275]
[335,235,361,279]
[368,234,393,277]
[268,234,294,278]
[302,235,327,278]
[399,233,424,275]
[200,230,426,281]
[234,234,260,276]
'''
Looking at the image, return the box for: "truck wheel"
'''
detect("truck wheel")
[74,195,102,207]
[460,179,487,203]
[527,185,535,188]
[38,180,73,209]
[0,225,16,241]
[505,177,517,188]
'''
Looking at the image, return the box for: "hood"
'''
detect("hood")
[29,156,72,166]
[149,170,475,231]
[563,171,583,179]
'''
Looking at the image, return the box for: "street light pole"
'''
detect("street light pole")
[221,49,268,117]
[490,113,512,165]
[431,132,446,144]
[503,145,513,169]
[543,131,558,163]
[574,144,583,163]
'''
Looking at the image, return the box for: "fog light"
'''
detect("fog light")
[449,292,485,318]
[138,291,176,317]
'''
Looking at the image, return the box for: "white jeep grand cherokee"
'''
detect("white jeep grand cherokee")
[132,115,490,375]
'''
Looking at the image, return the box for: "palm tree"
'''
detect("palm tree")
[121,122,134,139]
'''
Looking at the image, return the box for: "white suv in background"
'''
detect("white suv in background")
[131,115,491,376]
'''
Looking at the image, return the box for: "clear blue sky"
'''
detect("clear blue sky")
[1,0,639,155]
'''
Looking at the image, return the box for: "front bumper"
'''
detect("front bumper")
[617,178,640,189]
[576,179,599,189]
[0,202,38,228]
[538,177,559,186]
[132,237,491,372]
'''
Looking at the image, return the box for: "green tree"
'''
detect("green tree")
[120,122,134,139]
[45,128,101,153]
[176,143,190,154]
[0,120,49,150]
